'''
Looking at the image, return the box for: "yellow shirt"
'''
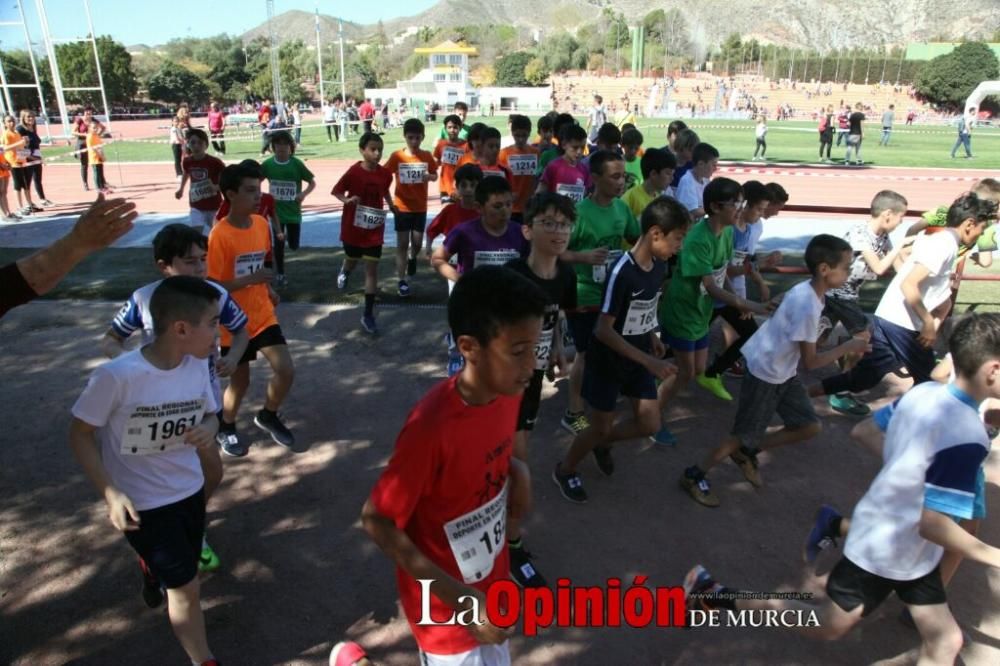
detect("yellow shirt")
[621,183,659,219]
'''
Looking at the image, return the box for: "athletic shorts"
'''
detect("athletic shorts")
[11,168,28,190]
[568,310,599,353]
[420,641,510,666]
[730,371,818,450]
[583,352,657,413]
[343,243,383,261]
[123,489,205,589]
[661,331,709,352]
[221,324,286,365]
[826,558,946,617]
[394,211,428,233]
[189,208,216,233]
[516,370,546,431]
[823,295,869,335]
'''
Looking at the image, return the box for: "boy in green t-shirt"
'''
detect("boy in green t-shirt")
[559,150,641,436]
[907,177,999,269]
[621,127,644,191]
[259,131,317,283]
[622,148,676,220]
[655,178,769,445]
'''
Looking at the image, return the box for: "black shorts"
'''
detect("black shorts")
[123,489,205,589]
[221,324,286,365]
[568,310,600,354]
[343,243,383,260]
[517,370,546,431]
[394,211,428,233]
[826,558,946,617]
[11,168,28,191]
[583,351,657,413]
[823,295,869,335]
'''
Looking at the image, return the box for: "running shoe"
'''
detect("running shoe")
[509,543,547,588]
[40,199,54,207]
[254,409,295,447]
[329,642,368,666]
[397,280,410,298]
[828,393,871,416]
[336,271,348,290]
[275,273,287,288]
[199,543,221,572]
[803,504,842,563]
[407,256,417,276]
[30,204,44,212]
[216,429,248,457]
[683,565,725,612]
[697,373,733,401]
[560,411,590,436]
[680,468,719,507]
[360,314,378,335]
[730,446,762,487]
[650,425,678,446]
[592,446,615,477]
[138,557,165,609]
[724,360,745,378]
[552,464,587,504]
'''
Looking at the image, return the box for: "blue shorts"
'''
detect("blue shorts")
[661,332,709,352]
[582,352,657,412]
[569,310,600,354]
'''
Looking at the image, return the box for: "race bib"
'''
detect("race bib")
[234,251,266,278]
[700,266,728,297]
[508,155,537,177]
[443,482,507,584]
[622,294,660,336]
[398,162,426,185]
[354,205,387,230]
[270,180,297,202]
[441,146,463,166]
[15,148,29,161]
[482,168,506,180]
[120,398,205,456]
[189,178,215,203]
[534,327,554,370]
[730,250,748,268]
[555,183,586,203]
[592,249,624,285]
[473,249,520,268]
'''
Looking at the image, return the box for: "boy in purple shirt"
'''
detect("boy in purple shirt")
[537,124,591,204]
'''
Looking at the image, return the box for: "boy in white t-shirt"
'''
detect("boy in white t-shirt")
[675,143,718,219]
[811,193,996,412]
[70,275,222,666]
[680,234,871,507]
[685,313,1000,666]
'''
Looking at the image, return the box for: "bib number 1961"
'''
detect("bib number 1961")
[120,399,205,455]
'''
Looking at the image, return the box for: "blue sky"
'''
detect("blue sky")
[0,0,439,48]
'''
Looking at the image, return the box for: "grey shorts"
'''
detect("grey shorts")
[823,295,870,335]
[731,371,818,449]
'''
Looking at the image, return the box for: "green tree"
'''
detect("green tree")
[538,31,580,73]
[524,57,550,86]
[53,36,138,105]
[915,42,1000,108]
[0,49,46,110]
[494,51,533,86]
[147,61,210,105]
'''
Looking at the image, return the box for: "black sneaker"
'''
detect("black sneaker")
[592,446,614,477]
[552,463,587,504]
[216,428,248,457]
[254,409,294,447]
[407,256,417,276]
[509,543,547,588]
[138,557,164,609]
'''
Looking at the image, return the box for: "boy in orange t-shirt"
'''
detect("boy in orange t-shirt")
[458,125,512,186]
[384,118,438,297]
[208,161,296,457]
[499,114,540,224]
[432,114,467,204]
[86,120,110,193]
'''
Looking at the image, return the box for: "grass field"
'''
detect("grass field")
[41,116,1000,170]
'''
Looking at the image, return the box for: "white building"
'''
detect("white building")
[366,40,479,110]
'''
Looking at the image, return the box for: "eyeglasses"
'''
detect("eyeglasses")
[536,219,574,233]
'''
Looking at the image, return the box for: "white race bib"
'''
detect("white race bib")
[354,205,387,230]
[270,180,297,202]
[592,249,624,285]
[443,483,507,584]
[622,294,660,336]
[189,178,215,203]
[15,148,29,161]
[534,327,554,370]
[700,266,728,297]
[441,146,463,166]
[120,399,205,456]
[555,183,586,202]
[473,249,520,268]
[235,251,266,278]
[398,162,427,185]
[507,154,537,177]
[730,250,748,268]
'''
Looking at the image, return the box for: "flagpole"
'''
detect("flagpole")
[315,8,325,102]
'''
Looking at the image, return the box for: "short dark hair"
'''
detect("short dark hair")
[639,147,677,178]
[454,163,484,187]
[444,114,463,128]
[621,127,643,148]
[466,122,487,144]
[402,118,424,135]
[219,162,261,202]
[537,114,555,133]
[621,122,637,133]
[509,114,532,133]
[480,126,501,143]
[588,148,623,176]
[641,196,691,235]
[692,142,719,164]
[947,192,998,227]
[269,130,294,147]
[453,101,469,112]
[703,177,742,215]
[236,158,264,178]
[524,192,576,226]
[667,120,688,138]
[153,223,207,265]
[805,234,852,275]
[950,313,1000,379]
[475,174,512,204]
[870,190,908,217]
[448,266,547,347]
[358,131,382,149]
[765,182,789,203]
[552,113,577,138]
[558,123,587,146]
[187,128,208,144]
[149,275,219,337]
[596,122,621,146]
[742,180,772,207]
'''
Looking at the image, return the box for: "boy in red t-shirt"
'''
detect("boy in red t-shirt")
[425,164,483,253]
[176,129,225,234]
[498,115,540,224]
[432,114,468,203]
[332,132,395,334]
[361,265,545,664]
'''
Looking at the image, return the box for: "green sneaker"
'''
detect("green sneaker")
[828,393,871,416]
[199,543,221,573]
[696,373,733,401]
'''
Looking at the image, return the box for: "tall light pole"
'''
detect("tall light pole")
[315,8,324,103]
[338,18,346,105]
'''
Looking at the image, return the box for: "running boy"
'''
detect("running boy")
[459,126,512,184]
[71,275,223,666]
[433,114,468,202]
[425,164,483,253]
[498,114,540,223]
[504,192,578,585]
[675,142,719,219]
[87,119,110,194]
[209,162,296,455]
[332,132,395,334]
[384,118,438,297]
[259,131,316,284]
[437,101,469,141]
[553,197,689,504]
[685,313,1000,666]
[175,129,225,234]
[536,123,590,203]
[101,223,248,572]
[361,265,544,666]
[680,234,870,506]
[621,148,676,219]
